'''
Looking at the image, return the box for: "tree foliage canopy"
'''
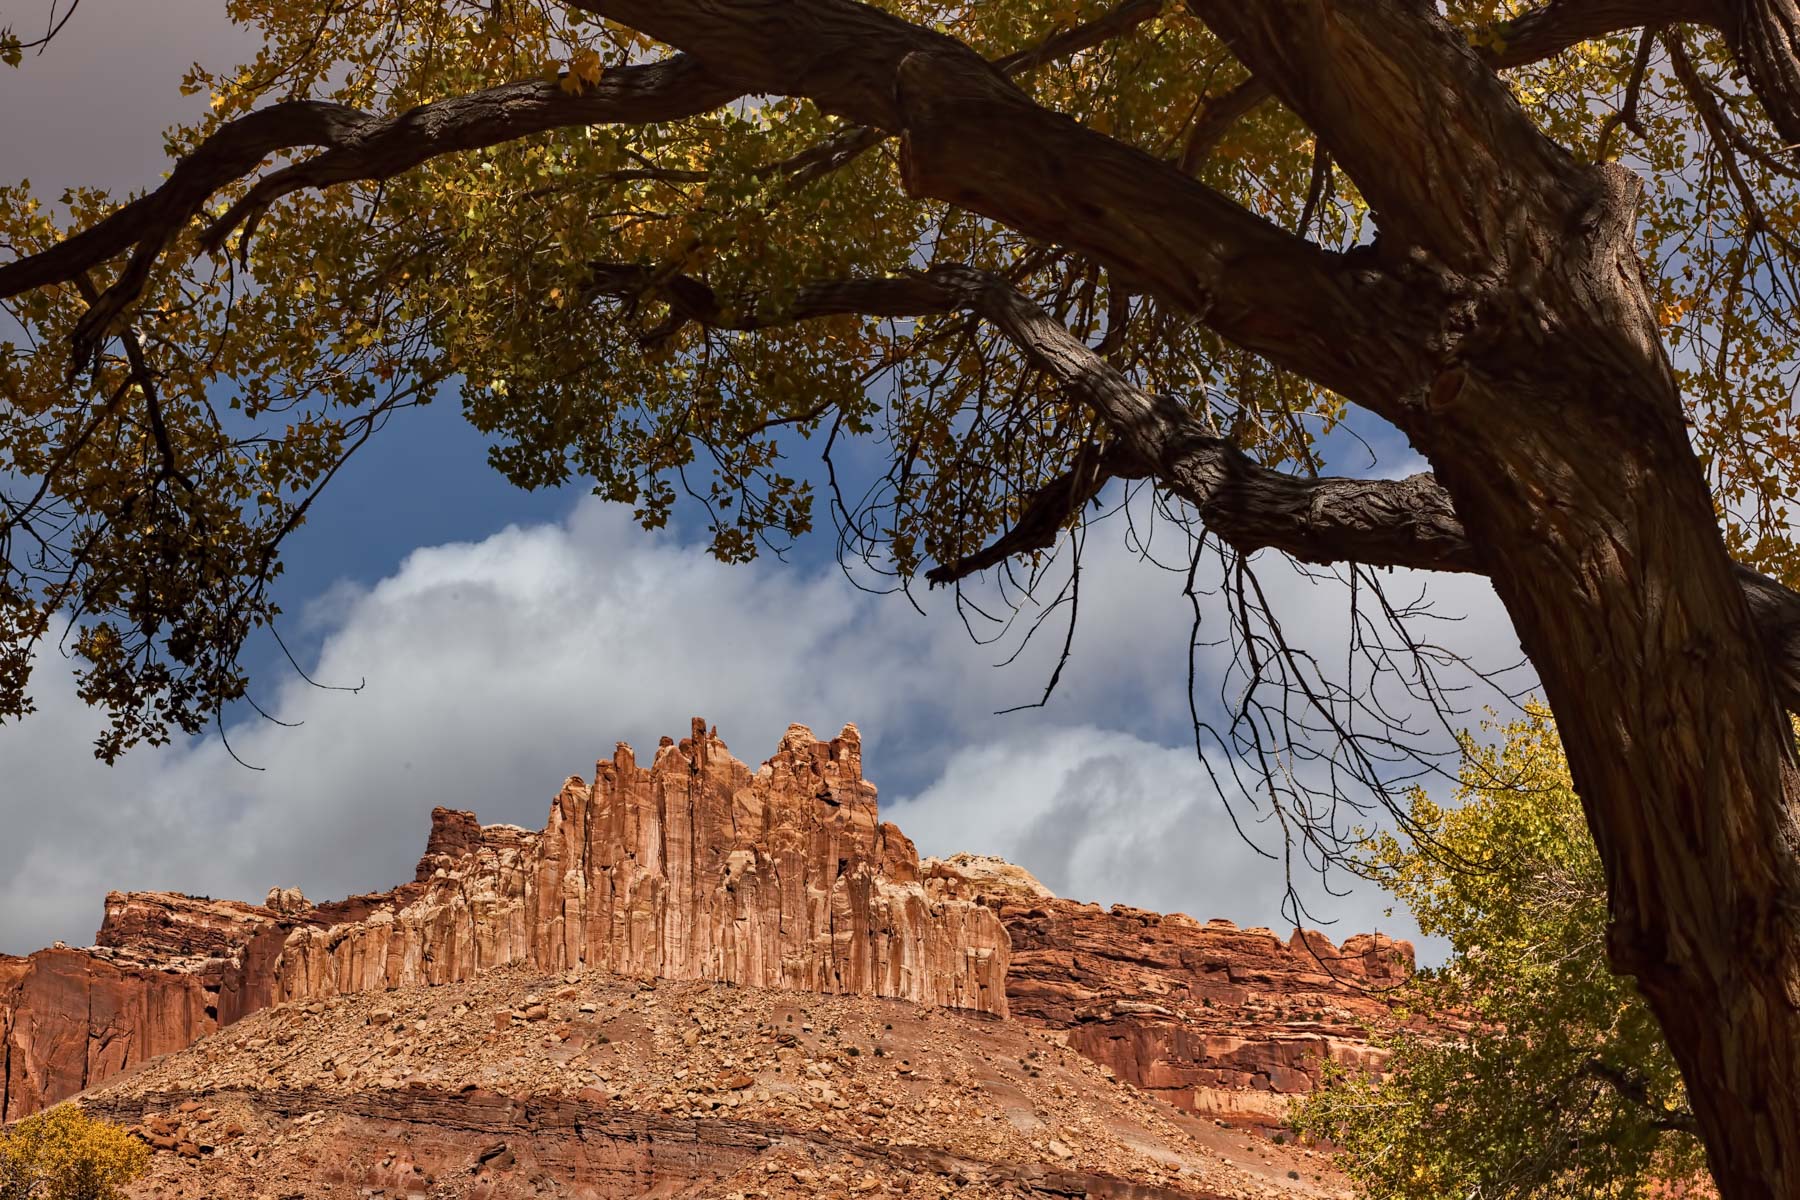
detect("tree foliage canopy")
[4,0,1799,757]
[0,1105,148,1200]
[1294,706,1708,1199]
[12,0,1800,1191]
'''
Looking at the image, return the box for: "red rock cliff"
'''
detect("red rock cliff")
[2,721,1411,1130]
[926,853,1412,1124]
[1,721,1008,1119]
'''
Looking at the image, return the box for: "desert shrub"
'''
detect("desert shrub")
[0,1106,148,1200]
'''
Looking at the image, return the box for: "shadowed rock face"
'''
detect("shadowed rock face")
[1,720,1412,1132]
[990,895,1412,1123]
[1,720,1009,1119]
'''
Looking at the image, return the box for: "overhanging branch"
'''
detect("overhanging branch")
[1492,0,1714,67]
[574,0,1437,416]
[588,256,1800,707]
[0,55,741,362]
[916,264,1484,576]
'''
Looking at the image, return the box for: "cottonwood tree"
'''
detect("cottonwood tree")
[7,0,1800,1192]
[1296,705,1708,1198]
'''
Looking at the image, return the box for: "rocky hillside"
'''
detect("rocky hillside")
[81,962,1349,1199]
[2,720,1414,1196]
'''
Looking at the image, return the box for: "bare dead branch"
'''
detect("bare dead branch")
[1596,25,1661,160]
[991,0,1165,74]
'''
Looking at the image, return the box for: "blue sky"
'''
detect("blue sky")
[0,1,1526,960]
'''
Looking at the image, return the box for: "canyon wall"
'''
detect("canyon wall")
[2,720,1411,1129]
[923,854,1410,1124]
[2,721,1008,1119]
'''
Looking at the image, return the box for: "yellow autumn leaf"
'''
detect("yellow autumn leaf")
[576,48,604,84]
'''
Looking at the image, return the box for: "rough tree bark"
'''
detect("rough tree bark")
[570,2,1800,1193]
[1186,4,1800,1192]
[9,0,1800,1191]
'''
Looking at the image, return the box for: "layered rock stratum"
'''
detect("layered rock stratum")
[3,721,1015,1120]
[1,719,1414,1197]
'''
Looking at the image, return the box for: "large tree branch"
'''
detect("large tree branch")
[589,260,1473,572]
[1720,0,1800,151]
[1175,0,1729,273]
[576,0,1438,417]
[1180,0,1601,274]
[9,0,1684,417]
[590,256,1800,706]
[1177,0,1715,173]
[1,1,1171,367]
[1492,0,1715,67]
[916,264,1483,576]
[0,55,740,361]
[1736,562,1800,708]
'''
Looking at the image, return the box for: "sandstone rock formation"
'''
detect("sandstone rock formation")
[1,718,1411,1142]
[2,721,1007,1119]
[273,720,1007,1014]
[931,856,1412,1124]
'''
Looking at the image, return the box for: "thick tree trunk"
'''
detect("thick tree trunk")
[15,0,1800,1186]
[1422,252,1800,1197]
[1473,440,1800,1197]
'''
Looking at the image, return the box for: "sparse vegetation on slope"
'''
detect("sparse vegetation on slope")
[0,1105,147,1200]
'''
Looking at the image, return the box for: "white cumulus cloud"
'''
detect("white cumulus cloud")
[0,500,1508,961]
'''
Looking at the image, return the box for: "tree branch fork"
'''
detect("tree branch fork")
[5,0,1800,710]
[581,256,1800,711]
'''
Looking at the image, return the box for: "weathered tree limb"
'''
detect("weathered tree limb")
[1188,0,1729,191]
[0,55,742,361]
[1180,0,1600,274]
[1178,76,1270,169]
[915,264,1477,569]
[1736,563,1800,709]
[1492,0,1715,67]
[0,1,1173,366]
[589,256,1800,712]
[191,74,740,258]
[0,0,1726,383]
[1721,0,1800,151]
[1174,0,1712,174]
[588,261,1473,571]
[573,0,1437,416]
